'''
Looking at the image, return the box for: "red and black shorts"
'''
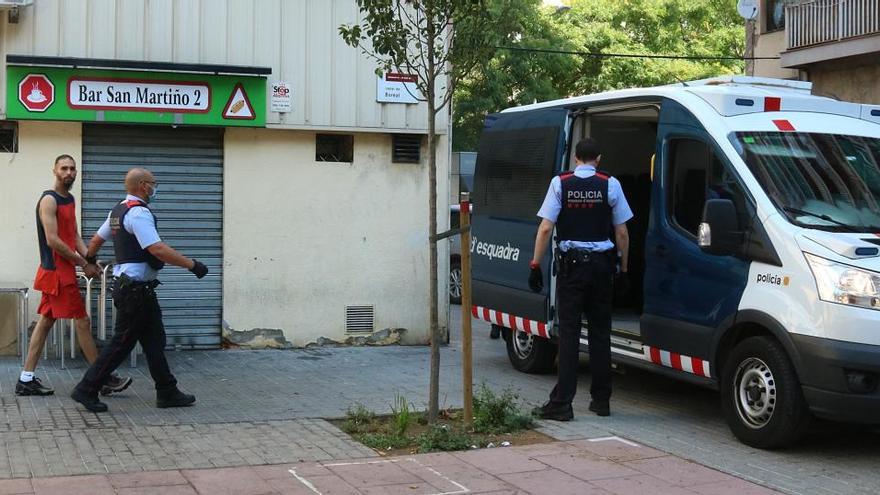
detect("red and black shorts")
[37,283,87,319]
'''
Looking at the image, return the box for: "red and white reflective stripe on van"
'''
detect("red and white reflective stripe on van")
[644,345,711,378]
[471,305,550,339]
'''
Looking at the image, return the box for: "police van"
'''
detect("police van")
[470,76,880,448]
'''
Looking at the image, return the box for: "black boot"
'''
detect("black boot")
[532,401,573,421]
[71,388,108,413]
[589,400,610,417]
[156,387,196,408]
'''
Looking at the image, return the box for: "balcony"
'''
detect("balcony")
[782,0,880,68]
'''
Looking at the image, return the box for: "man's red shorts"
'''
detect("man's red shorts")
[37,283,87,319]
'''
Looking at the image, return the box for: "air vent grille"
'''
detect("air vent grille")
[345,305,375,333]
[392,134,422,163]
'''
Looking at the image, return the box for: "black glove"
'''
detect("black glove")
[190,259,209,279]
[528,262,543,292]
[614,271,630,296]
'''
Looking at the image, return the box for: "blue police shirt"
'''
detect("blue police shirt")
[537,163,633,252]
[96,195,162,282]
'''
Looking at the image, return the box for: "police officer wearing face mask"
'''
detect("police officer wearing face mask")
[529,138,632,421]
[70,168,209,413]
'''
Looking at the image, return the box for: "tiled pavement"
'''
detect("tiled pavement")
[0,308,877,494]
[0,437,782,494]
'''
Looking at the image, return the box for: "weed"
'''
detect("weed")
[472,383,533,434]
[390,393,414,437]
[342,403,376,434]
[358,432,411,451]
[417,425,472,453]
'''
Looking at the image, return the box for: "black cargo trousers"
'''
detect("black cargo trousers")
[75,278,176,397]
[550,249,615,406]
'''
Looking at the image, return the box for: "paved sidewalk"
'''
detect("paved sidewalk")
[0,309,877,493]
[0,437,781,494]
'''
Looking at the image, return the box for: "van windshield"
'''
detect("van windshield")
[733,132,880,232]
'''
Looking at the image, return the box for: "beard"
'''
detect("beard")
[61,177,75,191]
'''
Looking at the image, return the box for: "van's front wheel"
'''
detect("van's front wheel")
[721,336,811,449]
[505,329,556,374]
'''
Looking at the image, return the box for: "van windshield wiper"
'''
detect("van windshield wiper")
[782,206,866,232]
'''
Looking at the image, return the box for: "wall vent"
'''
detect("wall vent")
[392,134,422,163]
[345,305,375,333]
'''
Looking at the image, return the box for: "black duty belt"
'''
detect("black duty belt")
[559,248,614,265]
[113,275,160,293]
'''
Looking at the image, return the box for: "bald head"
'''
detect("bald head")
[125,168,154,194]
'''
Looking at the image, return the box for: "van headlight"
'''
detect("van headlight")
[805,253,880,310]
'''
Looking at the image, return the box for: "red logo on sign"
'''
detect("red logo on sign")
[19,74,55,112]
[386,72,418,83]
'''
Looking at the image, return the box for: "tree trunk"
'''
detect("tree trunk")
[426,0,441,424]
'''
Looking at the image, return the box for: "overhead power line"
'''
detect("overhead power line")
[496,45,780,61]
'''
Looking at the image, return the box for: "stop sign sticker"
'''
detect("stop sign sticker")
[18,74,54,112]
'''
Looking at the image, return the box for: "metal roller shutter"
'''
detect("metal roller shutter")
[81,124,223,349]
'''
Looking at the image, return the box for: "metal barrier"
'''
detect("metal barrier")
[52,264,140,369]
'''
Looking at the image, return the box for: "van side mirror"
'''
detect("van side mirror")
[698,199,740,255]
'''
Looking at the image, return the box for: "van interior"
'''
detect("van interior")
[566,104,660,338]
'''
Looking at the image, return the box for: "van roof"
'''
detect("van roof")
[500,75,880,125]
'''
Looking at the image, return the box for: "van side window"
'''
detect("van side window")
[477,126,560,221]
[668,138,749,238]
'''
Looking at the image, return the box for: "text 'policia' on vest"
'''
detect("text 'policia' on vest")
[110,200,165,270]
[555,171,612,242]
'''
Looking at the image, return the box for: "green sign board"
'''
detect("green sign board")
[6,65,265,127]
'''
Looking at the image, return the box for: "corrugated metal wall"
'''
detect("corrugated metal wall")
[81,124,223,349]
[0,0,444,133]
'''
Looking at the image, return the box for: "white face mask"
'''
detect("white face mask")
[147,183,158,202]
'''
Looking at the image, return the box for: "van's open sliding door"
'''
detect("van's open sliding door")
[471,107,570,328]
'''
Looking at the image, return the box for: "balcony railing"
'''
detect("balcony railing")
[787,0,880,50]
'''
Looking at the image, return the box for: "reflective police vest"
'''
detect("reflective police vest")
[110,200,165,270]
[555,171,612,242]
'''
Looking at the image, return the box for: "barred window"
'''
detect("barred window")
[0,122,18,153]
[316,134,353,162]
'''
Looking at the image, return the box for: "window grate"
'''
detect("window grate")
[0,122,18,153]
[316,134,354,162]
[392,134,422,163]
[345,305,375,334]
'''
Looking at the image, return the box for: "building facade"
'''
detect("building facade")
[754,0,880,104]
[0,0,450,351]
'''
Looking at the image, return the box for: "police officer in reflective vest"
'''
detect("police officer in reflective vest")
[530,138,632,420]
[70,167,209,413]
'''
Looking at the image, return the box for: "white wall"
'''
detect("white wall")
[0,0,448,133]
[223,128,449,346]
[0,121,82,351]
[753,20,798,79]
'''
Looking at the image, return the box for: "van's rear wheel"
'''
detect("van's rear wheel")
[505,329,556,374]
[721,336,811,449]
